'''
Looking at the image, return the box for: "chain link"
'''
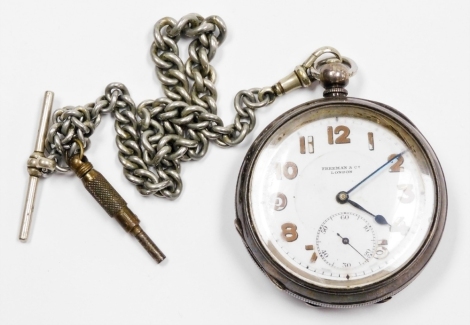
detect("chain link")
[45,14,276,199]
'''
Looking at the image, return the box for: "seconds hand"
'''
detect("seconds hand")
[337,233,368,262]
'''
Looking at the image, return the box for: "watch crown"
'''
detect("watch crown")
[315,61,351,97]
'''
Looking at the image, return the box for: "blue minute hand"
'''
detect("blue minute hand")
[336,151,407,227]
[346,151,407,194]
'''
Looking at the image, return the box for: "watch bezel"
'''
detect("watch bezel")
[235,97,447,307]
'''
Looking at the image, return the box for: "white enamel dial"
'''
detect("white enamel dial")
[249,105,436,289]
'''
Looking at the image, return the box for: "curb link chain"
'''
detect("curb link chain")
[45,14,276,200]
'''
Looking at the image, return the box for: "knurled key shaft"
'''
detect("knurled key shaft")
[68,154,165,263]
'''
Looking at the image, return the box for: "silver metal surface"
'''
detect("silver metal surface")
[20,91,55,241]
[303,46,342,69]
[235,97,447,307]
[44,15,342,200]
[272,48,356,97]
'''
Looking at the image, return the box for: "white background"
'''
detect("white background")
[0,1,469,324]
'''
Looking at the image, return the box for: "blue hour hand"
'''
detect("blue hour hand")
[336,191,390,227]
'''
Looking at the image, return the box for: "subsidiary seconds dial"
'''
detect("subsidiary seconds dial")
[316,213,376,269]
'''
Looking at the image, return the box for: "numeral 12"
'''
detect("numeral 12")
[328,125,351,144]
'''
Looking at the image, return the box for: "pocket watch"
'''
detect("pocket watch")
[234,49,447,307]
[18,12,446,307]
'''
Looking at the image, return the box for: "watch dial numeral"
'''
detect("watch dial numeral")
[273,192,287,211]
[283,162,298,180]
[327,126,334,144]
[388,154,404,172]
[391,217,410,235]
[327,125,351,144]
[299,135,315,155]
[397,184,415,203]
[281,223,298,242]
[377,239,388,246]
[310,252,318,263]
[374,240,388,259]
[308,136,314,153]
[299,136,306,154]
[305,245,317,262]
[335,126,351,144]
[368,132,374,150]
[275,162,298,180]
